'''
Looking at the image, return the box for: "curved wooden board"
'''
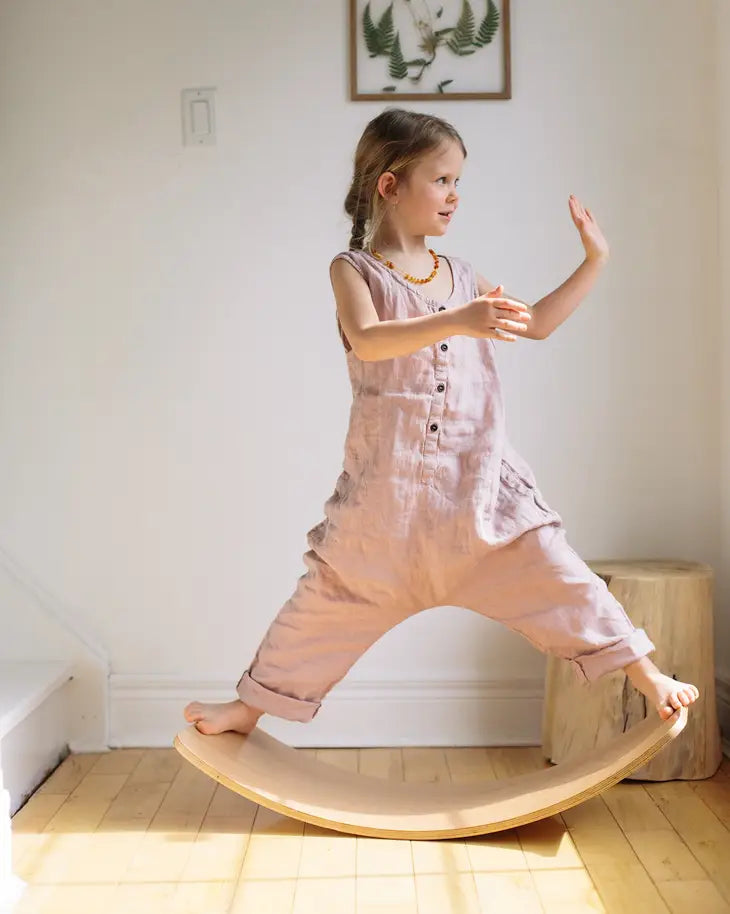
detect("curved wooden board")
[173,705,687,840]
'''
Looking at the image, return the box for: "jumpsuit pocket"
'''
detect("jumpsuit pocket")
[500,459,532,494]
[500,459,553,515]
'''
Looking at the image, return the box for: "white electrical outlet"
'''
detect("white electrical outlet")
[181,88,216,146]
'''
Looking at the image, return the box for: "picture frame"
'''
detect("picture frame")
[349,0,511,101]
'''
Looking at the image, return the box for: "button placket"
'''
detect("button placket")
[420,335,450,485]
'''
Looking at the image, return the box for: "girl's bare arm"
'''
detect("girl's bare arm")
[330,259,465,361]
[330,259,529,361]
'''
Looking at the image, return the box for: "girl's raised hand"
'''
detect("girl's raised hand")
[569,195,609,263]
[455,284,532,342]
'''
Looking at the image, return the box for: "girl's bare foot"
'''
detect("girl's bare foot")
[623,656,699,720]
[183,699,263,736]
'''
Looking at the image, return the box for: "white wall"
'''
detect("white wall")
[0,0,725,746]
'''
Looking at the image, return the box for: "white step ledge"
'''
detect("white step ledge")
[0,662,74,740]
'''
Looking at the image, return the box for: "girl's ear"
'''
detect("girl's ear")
[376,171,398,202]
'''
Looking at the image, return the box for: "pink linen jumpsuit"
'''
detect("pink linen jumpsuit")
[236,250,655,722]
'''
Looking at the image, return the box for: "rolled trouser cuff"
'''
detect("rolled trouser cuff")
[236,670,322,722]
[569,627,656,683]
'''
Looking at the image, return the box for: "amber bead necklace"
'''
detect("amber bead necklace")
[369,247,440,285]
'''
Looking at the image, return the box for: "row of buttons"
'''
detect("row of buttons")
[430,305,449,434]
[421,306,449,484]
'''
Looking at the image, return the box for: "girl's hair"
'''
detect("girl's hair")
[344,107,467,251]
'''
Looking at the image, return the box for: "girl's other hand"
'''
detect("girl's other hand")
[569,195,609,264]
[455,284,532,341]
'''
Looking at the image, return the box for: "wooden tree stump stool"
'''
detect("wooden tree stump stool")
[542,560,722,780]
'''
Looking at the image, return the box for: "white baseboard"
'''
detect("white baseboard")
[110,672,730,753]
[109,675,546,748]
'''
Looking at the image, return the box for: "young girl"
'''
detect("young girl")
[185,108,698,737]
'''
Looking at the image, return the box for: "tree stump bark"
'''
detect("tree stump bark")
[541,560,722,780]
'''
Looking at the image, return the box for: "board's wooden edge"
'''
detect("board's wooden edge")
[173,706,686,841]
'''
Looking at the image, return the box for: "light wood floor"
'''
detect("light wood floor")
[10,743,730,914]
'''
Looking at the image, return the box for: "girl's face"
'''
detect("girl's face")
[379,140,464,237]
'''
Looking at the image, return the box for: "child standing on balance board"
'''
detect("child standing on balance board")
[185,108,698,736]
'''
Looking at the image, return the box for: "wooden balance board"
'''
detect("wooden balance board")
[174,705,687,840]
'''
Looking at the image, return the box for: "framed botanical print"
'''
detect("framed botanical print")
[349,0,511,101]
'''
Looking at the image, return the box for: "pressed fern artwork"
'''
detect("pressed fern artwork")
[350,0,510,101]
